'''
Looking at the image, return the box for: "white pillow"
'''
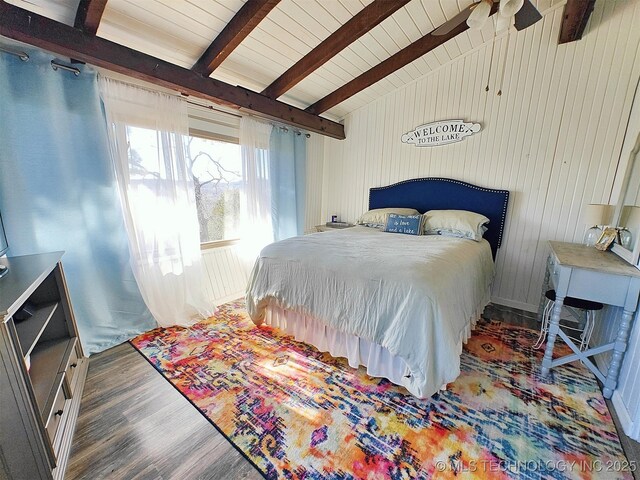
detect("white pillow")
[423,209,489,241]
[356,207,420,227]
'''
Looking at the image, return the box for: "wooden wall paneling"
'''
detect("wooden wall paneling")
[262,0,412,99]
[192,0,281,76]
[0,2,346,139]
[304,134,324,231]
[317,0,640,433]
[320,0,640,309]
[509,18,550,300]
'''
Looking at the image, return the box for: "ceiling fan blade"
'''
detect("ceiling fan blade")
[514,0,542,31]
[432,5,474,36]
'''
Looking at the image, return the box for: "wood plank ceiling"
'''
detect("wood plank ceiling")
[3,0,569,125]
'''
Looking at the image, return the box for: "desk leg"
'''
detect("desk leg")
[537,258,550,323]
[541,294,563,377]
[603,309,635,399]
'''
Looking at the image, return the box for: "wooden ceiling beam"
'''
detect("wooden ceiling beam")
[305,4,499,115]
[261,0,411,99]
[0,2,345,139]
[558,0,595,44]
[74,0,108,34]
[192,0,281,76]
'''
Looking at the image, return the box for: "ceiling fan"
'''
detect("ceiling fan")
[432,0,543,36]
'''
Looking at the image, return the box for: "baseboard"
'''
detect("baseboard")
[212,292,245,305]
[593,350,640,442]
[491,297,539,313]
[611,391,639,441]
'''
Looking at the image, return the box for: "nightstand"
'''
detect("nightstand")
[315,223,354,232]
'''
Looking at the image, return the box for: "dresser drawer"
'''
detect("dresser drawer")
[45,378,69,445]
[64,346,79,387]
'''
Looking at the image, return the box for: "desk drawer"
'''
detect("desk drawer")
[567,269,629,307]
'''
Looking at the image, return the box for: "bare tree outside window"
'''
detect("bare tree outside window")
[124,127,243,244]
[187,136,242,243]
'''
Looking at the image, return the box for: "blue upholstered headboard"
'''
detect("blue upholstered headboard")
[369,178,509,259]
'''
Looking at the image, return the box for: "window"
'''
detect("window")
[187,136,242,244]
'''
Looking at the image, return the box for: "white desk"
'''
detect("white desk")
[539,241,640,398]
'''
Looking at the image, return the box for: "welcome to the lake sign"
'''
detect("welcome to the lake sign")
[401,120,481,147]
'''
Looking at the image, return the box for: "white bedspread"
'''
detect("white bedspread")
[246,226,494,397]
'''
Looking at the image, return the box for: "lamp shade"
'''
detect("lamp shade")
[582,204,612,226]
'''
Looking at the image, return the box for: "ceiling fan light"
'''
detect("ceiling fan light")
[495,13,515,32]
[499,0,525,18]
[467,0,492,29]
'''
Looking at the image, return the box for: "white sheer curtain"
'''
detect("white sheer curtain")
[98,76,212,327]
[239,117,274,259]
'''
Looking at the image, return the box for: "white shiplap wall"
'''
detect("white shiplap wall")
[317,0,640,438]
[321,0,640,311]
[201,245,251,305]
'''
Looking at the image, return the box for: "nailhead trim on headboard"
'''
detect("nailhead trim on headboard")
[368,177,510,249]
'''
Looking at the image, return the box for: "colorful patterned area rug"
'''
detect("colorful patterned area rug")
[130,300,634,479]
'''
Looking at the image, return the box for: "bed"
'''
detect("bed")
[246,178,509,398]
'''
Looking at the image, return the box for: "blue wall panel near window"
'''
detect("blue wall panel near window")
[0,47,155,354]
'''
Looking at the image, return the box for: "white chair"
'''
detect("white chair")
[534,289,603,351]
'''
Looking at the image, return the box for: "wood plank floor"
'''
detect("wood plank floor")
[66,306,639,480]
[65,343,263,480]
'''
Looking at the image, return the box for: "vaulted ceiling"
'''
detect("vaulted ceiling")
[2,0,581,136]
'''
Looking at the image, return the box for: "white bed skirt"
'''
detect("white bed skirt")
[263,300,484,398]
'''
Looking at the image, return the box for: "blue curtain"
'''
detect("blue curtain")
[0,47,155,354]
[269,128,307,240]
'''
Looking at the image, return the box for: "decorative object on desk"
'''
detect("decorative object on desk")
[618,227,633,249]
[582,203,612,246]
[401,120,481,147]
[595,227,618,251]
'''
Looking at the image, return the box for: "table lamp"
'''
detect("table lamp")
[583,204,612,246]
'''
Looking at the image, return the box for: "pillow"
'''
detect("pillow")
[356,208,420,228]
[423,209,489,241]
[384,213,424,235]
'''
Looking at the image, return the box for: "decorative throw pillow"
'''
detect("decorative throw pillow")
[423,209,489,241]
[356,208,420,228]
[384,213,424,235]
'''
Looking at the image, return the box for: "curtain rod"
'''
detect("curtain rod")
[0,46,29,62]
[51,60,80,76]
[184,98,242,119]
[186,98,310,137]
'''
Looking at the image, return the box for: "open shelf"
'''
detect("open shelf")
[14,302,59,357]
[29,337,76,418]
